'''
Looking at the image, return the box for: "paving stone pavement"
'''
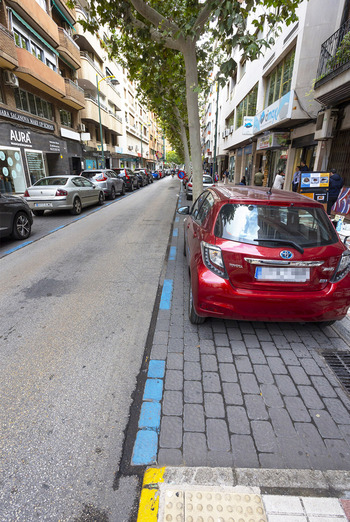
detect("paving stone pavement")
[151,187,350,470]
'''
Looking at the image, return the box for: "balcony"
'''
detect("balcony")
[77,52,103,92]
[63,79,85,109]
[15,47,65,100]
[57,28,81,70]
[0,25,18,69]
[81,95,109,127]
[7,0,59,47]
[314,19,350,105]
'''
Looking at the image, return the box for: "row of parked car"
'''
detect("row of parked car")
[0,167,164,241]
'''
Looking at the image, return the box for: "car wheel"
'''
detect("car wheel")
[70,197,82,215]
[137,182,140,189]
[186,193,191,200]
[189,281,205,324]
[120,183,125,195]
[98,192,104,205]
[12,211,32,240]
[110,186,116,200]
[32,210,45,216]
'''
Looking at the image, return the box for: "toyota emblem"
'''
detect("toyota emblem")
[280,250,293,260]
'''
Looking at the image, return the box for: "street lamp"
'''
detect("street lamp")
[96,74,116,168]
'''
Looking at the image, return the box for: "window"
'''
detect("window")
[46,59,56,71]
[14,30,29,50]
[191,191,210,223]
[265,49,295,107]
[235,84,258,129]
[31,42,43,61]
[59,109,72,127]
[226,111,235,128]
[14,89,53,120]
[214,204,338,247]
[0,146,26,194]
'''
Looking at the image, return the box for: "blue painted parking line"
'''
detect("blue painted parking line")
[4,240,33,255]
[169,246,176,261]
[131,430,158,465]
[159,279,173,310]
[48,225,65,233]
[148,360,165,379]
[175,217,179,223]
[143,378,163,402]
[138,401,161,430]
[173,228,178,237]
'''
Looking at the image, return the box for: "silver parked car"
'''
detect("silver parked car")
[80,169,125,199]
[186,174,214,200]
[24,175,104,216]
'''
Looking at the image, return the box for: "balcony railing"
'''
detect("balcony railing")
[315,19,350,87]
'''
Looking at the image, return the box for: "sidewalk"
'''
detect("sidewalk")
[133,181,350,520]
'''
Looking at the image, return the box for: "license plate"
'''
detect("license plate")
[255,266,310,282]
[35,203,52,207]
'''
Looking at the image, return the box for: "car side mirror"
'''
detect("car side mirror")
[177,206,190,215]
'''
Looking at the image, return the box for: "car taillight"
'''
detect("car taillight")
[331,251,350,283]
[125,172,129,179]
[96,175,107,181]
[188,182,192,188]
[55,189,68,196]
[24,190,29,197]
[201,241,227,279]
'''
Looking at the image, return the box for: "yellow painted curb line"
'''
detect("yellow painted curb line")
[137,467,166,521]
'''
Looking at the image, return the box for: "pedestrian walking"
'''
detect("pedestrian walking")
[327,168,344,215]
[214,172,219,182]
[273,170,285,189]
[300,160,310,172]
[254,170,264,186]
[292,165,301,192]
[223,169,229,185]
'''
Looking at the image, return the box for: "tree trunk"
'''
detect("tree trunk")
[174,107,191,177]
[182,40,203,201]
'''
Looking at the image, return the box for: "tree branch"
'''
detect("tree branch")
[129,0,180,35]
[193,0,224,37]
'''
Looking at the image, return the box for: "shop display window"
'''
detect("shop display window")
[25,150,47,185]
[0,147,26,194]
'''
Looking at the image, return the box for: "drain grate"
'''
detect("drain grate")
[322,351,350,393]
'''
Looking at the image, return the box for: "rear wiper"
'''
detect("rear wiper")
[253,238,304,254]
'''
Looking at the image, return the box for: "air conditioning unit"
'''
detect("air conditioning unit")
[222,131,226,139]
[4,70,19,87]
[225,128,230,136]
[314,109,338,140]
[128,145,133,151]
[230,125,234,133]
[77,123,86,132]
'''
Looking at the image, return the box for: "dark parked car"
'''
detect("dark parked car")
[134,168,153,184]
[178,186,350,326]
[0,192,33,240]
[80,169,125,199]
[133,169,148,187]
[113,168,139,191]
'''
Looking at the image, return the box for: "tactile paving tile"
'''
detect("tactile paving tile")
[161,487,267,522]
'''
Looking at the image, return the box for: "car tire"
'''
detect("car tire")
[137,182,140,189]
[120,183,125,195]
[186,193,191,200]
[32,210,45,216]
[189,281,205,324]
[98,192,104,206]
[110,186,116,200]
[70,197,82,215]
[12,211,32,240]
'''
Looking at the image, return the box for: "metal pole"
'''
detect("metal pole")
[213,82,219,179]
[163,133,165,170]
[140,123,143,168]
[96,74,105,168]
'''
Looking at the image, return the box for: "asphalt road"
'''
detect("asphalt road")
[0,177,179,521]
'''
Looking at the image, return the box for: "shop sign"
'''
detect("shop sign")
[300,172,330,189]
[242,116,254,135]
[257,132,290,150]
[0,108,55,131]
[253,91,293,133]
[10,129,32,147]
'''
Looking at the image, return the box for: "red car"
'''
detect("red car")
[177,186,350,325]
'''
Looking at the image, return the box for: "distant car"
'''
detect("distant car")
[133,169,148,187]
[178,186,350,325]
[186,175,214,200]
[113,168,139,191]
[135,168,153,184]
[152,171,160,180]
[80,169,125,199]
[0,192,33,240]
[23,175,104,215]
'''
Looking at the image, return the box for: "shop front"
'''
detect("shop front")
[256,132,290,186]
[0,119,69,193]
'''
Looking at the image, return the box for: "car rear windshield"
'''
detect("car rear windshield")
[214,203,339,248]
[203,176,213,183]
[34,177,68,186]
[81,171,98,178]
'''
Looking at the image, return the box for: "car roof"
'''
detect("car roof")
[209,186,324,208]
[81,169,111,173]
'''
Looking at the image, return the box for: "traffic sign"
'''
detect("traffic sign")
[178,170,186,179]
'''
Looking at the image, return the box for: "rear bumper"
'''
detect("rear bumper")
[27,199,71,210]
[193,266,350,322]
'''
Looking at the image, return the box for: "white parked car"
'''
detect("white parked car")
[24,175,105,216]
[186,175,214,200]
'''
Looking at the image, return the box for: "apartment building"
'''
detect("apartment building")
[0,0,85,193]
[203,0,350,191]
